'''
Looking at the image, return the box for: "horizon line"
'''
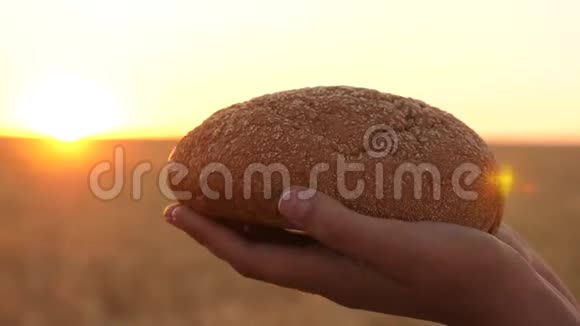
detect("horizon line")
[1,135,579,147]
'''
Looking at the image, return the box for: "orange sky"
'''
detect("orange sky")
[0,0,579,143]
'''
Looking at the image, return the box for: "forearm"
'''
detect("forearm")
[452,269,579,326]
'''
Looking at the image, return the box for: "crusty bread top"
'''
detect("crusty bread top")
[175,86,492,165]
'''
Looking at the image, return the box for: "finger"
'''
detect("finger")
[495,224,533,261]
[215,219,318,247]
[165,203,317,246]
[497,225,579,308]
[277,187,452,283]
[167,205,391,299]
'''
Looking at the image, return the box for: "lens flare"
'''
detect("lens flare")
[493,165,514,197]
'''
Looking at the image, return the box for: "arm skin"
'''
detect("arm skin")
[163,187,580,326]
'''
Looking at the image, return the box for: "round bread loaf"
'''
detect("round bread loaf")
[169,86,504,233]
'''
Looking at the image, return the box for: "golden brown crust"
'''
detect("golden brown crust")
[169,86,504,233]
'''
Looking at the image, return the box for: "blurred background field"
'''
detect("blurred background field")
[0,137,578,326]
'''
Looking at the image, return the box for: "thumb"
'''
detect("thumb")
[276,187,511,291]
[277,187,432,272]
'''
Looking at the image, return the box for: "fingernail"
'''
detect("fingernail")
[164,204,179,223]
[278,187,315,229]
[170,206,186,225]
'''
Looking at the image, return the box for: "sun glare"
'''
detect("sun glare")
[496,165,514,197]
[15,75,122,141]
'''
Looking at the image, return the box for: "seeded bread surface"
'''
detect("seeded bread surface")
[169,86,504,233]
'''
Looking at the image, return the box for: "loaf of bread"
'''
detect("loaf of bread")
[169,86,504,233]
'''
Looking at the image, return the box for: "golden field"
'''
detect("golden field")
[0,138,578,326]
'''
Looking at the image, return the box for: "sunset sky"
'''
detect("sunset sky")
[0,0,578,143]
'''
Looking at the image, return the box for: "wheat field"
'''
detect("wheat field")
[0,138,578,326]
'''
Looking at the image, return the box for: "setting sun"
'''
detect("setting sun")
[14,75,123,141]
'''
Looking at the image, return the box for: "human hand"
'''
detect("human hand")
[163,187,579,326]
